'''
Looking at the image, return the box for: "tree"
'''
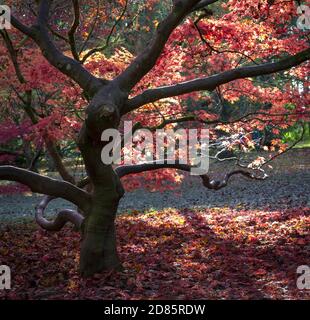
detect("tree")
[0,0,309,277]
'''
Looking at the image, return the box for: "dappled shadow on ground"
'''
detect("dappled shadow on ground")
[0,206,309,300]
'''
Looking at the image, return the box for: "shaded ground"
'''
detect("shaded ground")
[0,207,309,300]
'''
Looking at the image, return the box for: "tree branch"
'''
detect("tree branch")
[194,17,258,64]
[45,139,76,184]
[115,161,267,190]
[124,48,310,113]
[191,0,219,12]
[10,1,103,96]
[36,196,84,231]
[81,0,128,64]
[0,148,21,156]
[10,15,35,38]
[0,166,91,211]
[1,30,76,184]
[68,0,80,61]
[78,0,100,55]
[0,29,26,84]
[115,0,202,90]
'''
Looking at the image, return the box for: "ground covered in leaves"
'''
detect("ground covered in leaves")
[1,206,309,300]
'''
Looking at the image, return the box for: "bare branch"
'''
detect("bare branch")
[201,169,267,190]
[124,48,310,113]
[115,0,203,90]
[68,0,81,61]
[0,166,91,211]
[36,196,84,231]
[115,161,267,190]
[127,111,310,134]
[191,0,219,12]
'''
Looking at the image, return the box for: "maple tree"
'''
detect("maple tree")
[0,0,309,277]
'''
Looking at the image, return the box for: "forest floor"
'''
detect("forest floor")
[0,149,309,299]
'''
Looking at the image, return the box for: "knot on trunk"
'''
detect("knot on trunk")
[99,103,116,118]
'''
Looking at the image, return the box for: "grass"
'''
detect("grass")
[293,140,310,149]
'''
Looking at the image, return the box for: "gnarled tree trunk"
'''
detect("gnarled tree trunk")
[79,168,124,277]
[80,199,121,277]
[77,92,125,275]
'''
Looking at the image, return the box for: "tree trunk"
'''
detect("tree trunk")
[80,194,122,277]
[76,85,125,277]
[78,125,125,276]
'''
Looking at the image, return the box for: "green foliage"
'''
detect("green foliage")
[282,122,310,148]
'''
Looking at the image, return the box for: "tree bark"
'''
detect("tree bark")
[80,192,122,277]
[77,100,125,276]
[79,165,124,277]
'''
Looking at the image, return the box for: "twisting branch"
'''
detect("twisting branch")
[124,48,310,113]
[115,0,203,90]
[10,0,103,96]
[68,0,81,61]
[115,161,267,190]
[200,169,267,190]
[0,166,91,211]
[36,196,84,231]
